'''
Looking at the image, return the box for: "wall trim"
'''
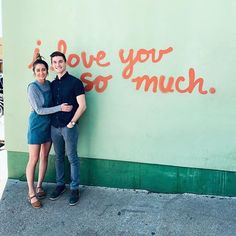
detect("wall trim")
[7,151,236,196]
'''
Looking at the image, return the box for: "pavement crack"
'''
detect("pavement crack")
[98,204,112,216]
[120,208,146,214]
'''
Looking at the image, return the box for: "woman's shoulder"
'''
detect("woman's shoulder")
[44,80,51,88]
[28,81,38,89]
[27,82,40,95]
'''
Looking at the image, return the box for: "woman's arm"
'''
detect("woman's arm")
[27,84,61,115]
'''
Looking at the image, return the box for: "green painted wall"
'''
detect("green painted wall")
[2,0,236,195]
[8,151,236,196]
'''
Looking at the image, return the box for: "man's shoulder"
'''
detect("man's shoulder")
[51,77,58,85]
[51,76,58,82]
[67,73,83,85]
[67,73,79,81]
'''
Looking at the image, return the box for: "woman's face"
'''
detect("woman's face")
[34,64,48,82]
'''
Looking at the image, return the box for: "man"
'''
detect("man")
[49,51,86,206]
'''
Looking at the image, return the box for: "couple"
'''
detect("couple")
[26,51,86,208]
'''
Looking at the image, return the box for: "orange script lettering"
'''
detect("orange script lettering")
[119,47,173,79]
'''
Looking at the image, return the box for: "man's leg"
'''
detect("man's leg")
[62,125,79,190]
[50,126,67,201]
[62,125,80,205]
[51,126,65,186]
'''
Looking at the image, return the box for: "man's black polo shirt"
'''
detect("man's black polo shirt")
[51,72,85,128]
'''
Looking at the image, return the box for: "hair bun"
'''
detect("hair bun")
[35,53,43,61]
[32,53,49,72]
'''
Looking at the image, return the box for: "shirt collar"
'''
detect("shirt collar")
[56,71,68,80]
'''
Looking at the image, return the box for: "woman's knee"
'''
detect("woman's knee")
[39,155,48,163]
[27,156,39,167]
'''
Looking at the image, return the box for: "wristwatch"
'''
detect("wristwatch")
[70,121,76,126]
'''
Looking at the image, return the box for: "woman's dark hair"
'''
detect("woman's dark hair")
[32,53,49,73]
[50,51,67,63]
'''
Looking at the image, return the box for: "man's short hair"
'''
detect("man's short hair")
[50,51,67,63]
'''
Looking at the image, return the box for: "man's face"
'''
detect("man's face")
[51,56,66,75]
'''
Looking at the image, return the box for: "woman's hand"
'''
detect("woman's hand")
[61,103,73,112]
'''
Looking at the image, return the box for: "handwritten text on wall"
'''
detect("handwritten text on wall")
[28,40,215,95]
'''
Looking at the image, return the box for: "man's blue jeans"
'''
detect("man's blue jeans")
[51,125,79,190]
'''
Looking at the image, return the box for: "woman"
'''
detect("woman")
[26,54,72,208]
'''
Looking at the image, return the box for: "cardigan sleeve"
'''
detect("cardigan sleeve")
[27,84,61,115]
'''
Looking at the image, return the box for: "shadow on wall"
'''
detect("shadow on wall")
[0,71,3,117]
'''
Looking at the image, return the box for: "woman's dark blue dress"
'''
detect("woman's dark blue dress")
[27,82,52,144]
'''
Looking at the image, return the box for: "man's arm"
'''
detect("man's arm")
[67,94,86,128]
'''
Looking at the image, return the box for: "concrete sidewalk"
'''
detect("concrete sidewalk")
[0,179,235,236]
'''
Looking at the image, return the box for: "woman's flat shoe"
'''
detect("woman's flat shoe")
[36,187,46,199]
[28,194,41,209]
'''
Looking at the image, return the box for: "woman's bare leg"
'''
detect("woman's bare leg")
[37,141,52,189]
[26,144,40,202]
